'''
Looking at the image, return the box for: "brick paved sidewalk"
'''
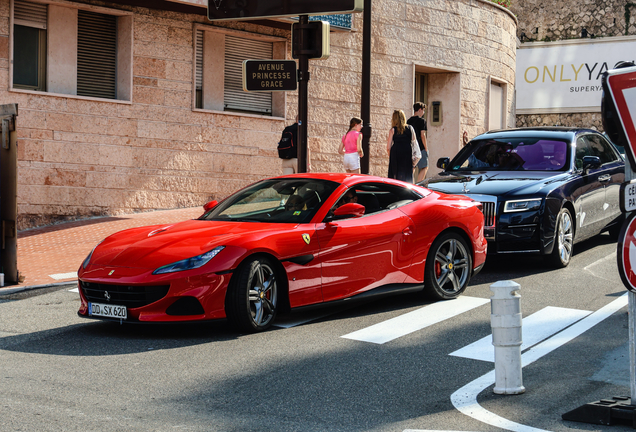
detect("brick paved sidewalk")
[4,207,203,291]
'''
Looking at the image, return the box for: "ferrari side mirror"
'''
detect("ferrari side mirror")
[203,200,218,212]
[331,203,366,220]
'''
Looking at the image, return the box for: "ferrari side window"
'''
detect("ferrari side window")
[336,182,422,216]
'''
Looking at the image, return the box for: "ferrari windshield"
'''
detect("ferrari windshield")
[200,178,339,223]
[448,138,570,172]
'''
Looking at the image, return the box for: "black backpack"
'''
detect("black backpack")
[277,124,297,159]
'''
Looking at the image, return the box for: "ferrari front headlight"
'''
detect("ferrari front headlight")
[503,198,542,213]
[152,246,225,275]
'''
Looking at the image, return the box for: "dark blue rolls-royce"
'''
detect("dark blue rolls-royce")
[420,127,624,267]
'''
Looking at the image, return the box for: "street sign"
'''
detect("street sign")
[242,60,297,92]
[621,179,636,213]
[292,21,330,60]
[617,212,636,292]
[208,0,363,21]
[603,66,636,170]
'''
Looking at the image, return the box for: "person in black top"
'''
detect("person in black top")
[407,102,428,182]
[387,109,417,183]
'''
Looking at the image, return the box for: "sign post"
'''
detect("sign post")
[563,64,636,425]
[607,64,636,407]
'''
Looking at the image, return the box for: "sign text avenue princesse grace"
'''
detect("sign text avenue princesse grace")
[242,60,297,92]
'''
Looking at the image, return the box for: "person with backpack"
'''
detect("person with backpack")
[407,102,428,182]
[278,116,299,174]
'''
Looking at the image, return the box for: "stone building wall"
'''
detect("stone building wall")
[309,0,518,175]
[511,0,636,129]
[2,0,517,229]
[510,0,636,42]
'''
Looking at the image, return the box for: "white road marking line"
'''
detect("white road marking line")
[49,272,78,280]
[449,293,628,432]
[68,288,79,293]
[583,252,616,272]
[450,306,591,362]
[341,296,490,344]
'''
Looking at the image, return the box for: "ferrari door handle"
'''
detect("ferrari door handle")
[402,227,413,236]
[598,174,611,182]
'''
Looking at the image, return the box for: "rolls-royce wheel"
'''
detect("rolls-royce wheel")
[545,207,574,268]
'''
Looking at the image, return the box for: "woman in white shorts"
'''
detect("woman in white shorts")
[339,117,364,173]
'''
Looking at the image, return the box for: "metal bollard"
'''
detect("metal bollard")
[490,280,525,395]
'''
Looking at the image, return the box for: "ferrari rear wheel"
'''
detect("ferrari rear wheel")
[424,232,472,300]
[545,207,573,268]
[226,256,278,333]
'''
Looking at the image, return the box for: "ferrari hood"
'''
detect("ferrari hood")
[424,171,569,197]
[89,219,283,269]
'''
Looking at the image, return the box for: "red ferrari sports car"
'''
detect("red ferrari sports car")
[78,173,487,332]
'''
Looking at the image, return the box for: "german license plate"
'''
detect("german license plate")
[88,302,127,320]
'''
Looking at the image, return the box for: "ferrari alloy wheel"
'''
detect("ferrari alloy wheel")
[226,256,278,332]
[424,232,472,300]
[546,207,573,268]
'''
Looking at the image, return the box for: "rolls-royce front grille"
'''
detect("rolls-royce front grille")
[481,201,496,228]
[80,281,170,309]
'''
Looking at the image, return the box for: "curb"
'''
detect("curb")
[0,280,78,297]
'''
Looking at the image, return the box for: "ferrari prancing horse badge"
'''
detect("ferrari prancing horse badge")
[302,234,311,245]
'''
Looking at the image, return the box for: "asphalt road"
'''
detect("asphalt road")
[1,233,634,432]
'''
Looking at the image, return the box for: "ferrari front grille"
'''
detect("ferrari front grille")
[80,281,170,309]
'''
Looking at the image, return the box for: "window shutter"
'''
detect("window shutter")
[195,29,203,108]
[224,36,272,114]
[77,10,116,99]
[196,30,203,92]
[14,0,47,29]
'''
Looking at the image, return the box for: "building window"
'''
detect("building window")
[13,0,46,91]
[195,27,286,117]
[11,0,132,102]
[414,73,428,106]
[489,80,506,130]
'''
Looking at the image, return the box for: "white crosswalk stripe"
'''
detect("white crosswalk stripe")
[341,296,489,344]
[450,306,591,362]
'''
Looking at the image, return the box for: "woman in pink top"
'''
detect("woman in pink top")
[338,117,364,173]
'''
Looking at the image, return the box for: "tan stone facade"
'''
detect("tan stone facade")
[3,0,517,229]
[511,0,636,42]
[512,0,636,129]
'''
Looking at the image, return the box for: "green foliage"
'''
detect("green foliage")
[490,0,511,8]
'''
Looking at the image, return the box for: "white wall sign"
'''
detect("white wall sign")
[516,36,636,114]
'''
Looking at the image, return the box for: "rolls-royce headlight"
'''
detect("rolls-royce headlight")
[153,246,225,275]
[503,198,542,213]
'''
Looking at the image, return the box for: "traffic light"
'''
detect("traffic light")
[292,21,330,60]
